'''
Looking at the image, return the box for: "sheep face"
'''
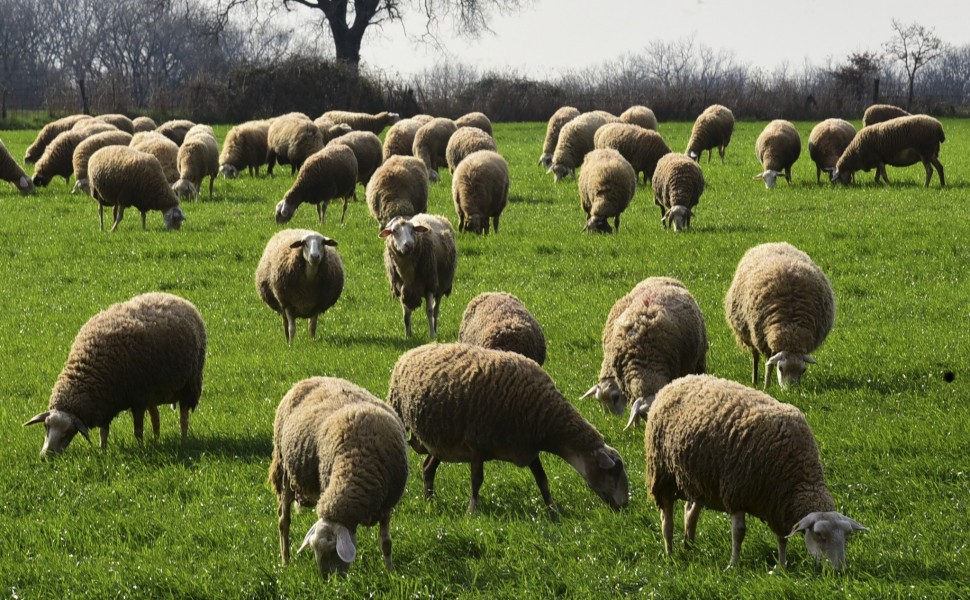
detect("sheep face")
[163,206,186,231]
[379,216,430,255]
[661,206,693,232]
[581,379,624,416]
[172,179,198,200]
[219,164,239,179]
[23,409,90,456]
[275,200,295,224]
[788,511,868,571]
[584,216,612,234]
[549,163,573,182]
[538,153,553,169]
[755,170,781,189]
[18,175,35,195]
[575,446,629,510]
[299,519,357,578]
[31,173,49,188]
[766,351,816,388]
[72,179,89,195]
[290,233,337,274]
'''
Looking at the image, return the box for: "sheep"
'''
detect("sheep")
[31,123,117,187]
[380,213,456,339]
[132,116,158,133]
[219,120,270,178]
[94,114,135,134]
[275,145,358,226]
[321,110,400,134]
[645,374,868,570]
[382,117,429,161]
[581,277,708,428]
[458,292,546,365]
[0,138,35,195]
[862,103,909,127]
[754,119,802,189]
[451,149,509,235]
[538,106,580,169]
[327,130,383,186]
[686,104,734,164]
[71,130,134,195]
[549,110,619,181]
[366,155,429,228]
[312,115,353,145]
[387,342,630,514]
[725,242,835,389]
[454,111,493,136]
[130,131,180,184]
[578,148,636,234]
[25,114,91,163]
[72,120,118,137]
[23,292,206,455]
[651,153,705,231]
[267,115,325,176]
[619,105,658,131]
[269,376,408,576]
[593,122,671,184]
[807,119,856,184]
[173,125,219,201]
[255,229,344,346]
[155,119,196,146]
[87,145,186,232]
[413,117,458,182]
[832,115,946,187]
[445,126,497,174]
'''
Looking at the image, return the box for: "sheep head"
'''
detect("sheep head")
[219,164,239,179]
[754,169,782,189]
[765,351,817,388]
[584,215,613,234]
[172,179,198,200]
[163,206,185,230]
[787,511,868,571]
[18,175,35,195]
[549,163,573,182]
[299,519,357,578]
[379,216,430,256]
[275,199,295,224]
[23,409,91,456]
[580,379,624,416]
[661,206,694,231]
[622,395,656,431]
[570,445,629,510]
[290,232,337,276]
[538,153,553,169]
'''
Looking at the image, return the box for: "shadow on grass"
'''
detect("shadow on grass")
[696,222,770,235]
[815,369,950,396]
[142,431,273,464]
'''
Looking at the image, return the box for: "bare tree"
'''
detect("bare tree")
[884,20,947,110]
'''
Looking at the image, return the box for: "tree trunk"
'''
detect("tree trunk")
[77,77,90,115]
[906,75,915,111]
[331,25,363,68]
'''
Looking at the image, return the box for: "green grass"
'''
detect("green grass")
[1,119,968,598]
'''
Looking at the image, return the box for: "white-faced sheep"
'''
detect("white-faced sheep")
[275,145,358,226]
[451,149,509,235]
[327,130,383,186]
[549,110,619,181]
[94,114,135,134]
[0,139,35,195]
[32,123,116,188]
[71,130,134,195]
[619,105,658,131]
[581,277,708,428]
[725,242,835,389]
[808,119,856,184]
[219,120,270,179]
[651,153,704,231]
[255,229,344,346]
[594,122,671,184]
[538,106,580,169]
[832,115,945,187]
[269,376,408,576]
[23,292,206,455]
[366,155,429,228]
[754,119,802,189]
[454,111,493,136]
[173,125,219,201]
[132,116,158,133]
[25,114,92,163]
[686,104,734,164]
[445,126,497,174]
[382,117,431,161]
[388,342,630,514]
[267,115,325,176]
[578,148,636,234]
[321,110,400,134]
[155,119,196,146]
[862,104,909,127]
[458,292,546,365]
[413,118,458,183]
[380,213,456,339]
[87,145,186,232]
[645,374,868,570]
[130,131,181,184]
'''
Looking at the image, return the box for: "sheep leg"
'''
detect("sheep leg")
[98,203,105,231]
[140,211,147,231]
[776,533,788,569]
[931,158,945,187]
[317,201,328,224]
[659,498,674,555]
[179,403,190,441]
[492,214,500,234]
[614,214,620,233]
[267,151,276,176]
[751,349,760,386]
[99,424,110,450]
[815,166,821,184]
[922,160,933,187]
[718,146,726,164]
[784,168,792,185]
[684,501,702,548]
[284,310,296,346]
[208,175,214,200]
[132,408,145,443]
[527,457,557,516]
[425,292,436,339]
[308,315,318,338]
[729,511,746,568]
[763,360,775,389]
[339,197,350,225]
[422,455,440,499]
[149,405,161,440]
[379,513,393,572]
[278,487,294,566]
[403,305,413,338]
[468,457,484,514]
[110,206,125,232]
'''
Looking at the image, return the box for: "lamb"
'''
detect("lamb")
[87,145,186,232]
[451,149,509,235]
[454,111,493,136]
[413,117,458,182]
[321,110,400,134]
[132,116,158,133]
[578,148,636,234]
[685,104,734,164]
[651,153,705,231]
[382,117,432,160]
[862,103,909,127]
[549,110,619,181]
[327,130,383,186]
[71,130,134,195]
[32,123,117,187]
[581,277,708,428]
[807,118,856,183]
[645,374,868,570]
[754,119,802,189]
[832,115,946,187]
[275,144,358,226]
[0,139,35,195]
[219,120,270,178]
[130,131,180,184]
[155,119,196,146]
[267,115,325,176]
[380,213,456,339]
[445,126,497,174]
[619,105,658,131]
[23,292,206,455]
[269,376,408,576]
[538,106,580,169]
[725,242,835,389]
[25,114,91,163]
[366,155,429,228]
[255,229,345,346]
[94,114,135,134]
[387,342,630,514]
[173,124,219,201]
[458,292,546,365]
[593,122,671,184]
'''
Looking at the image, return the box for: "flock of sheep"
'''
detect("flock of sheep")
[8,99,944,580]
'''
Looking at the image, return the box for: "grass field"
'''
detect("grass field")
[1,118,968,598]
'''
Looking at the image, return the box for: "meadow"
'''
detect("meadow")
[1,117,968,598]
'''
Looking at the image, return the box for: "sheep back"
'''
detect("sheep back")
[686,104,734,163]
[277,144,358,225]
[578,148,636,233]
[619,105,658,130]
[72,131,134,194]
[550,111,619,180]
[651,153,704,229]
[219,121,270,178]
[322,110,400,134]
[808,119,856,182]
[267,116,325,175]
[862,104,909,127]
[327,131,384,185]
[366,155,429,227]
[131,132,181,184]
[539,106,580,168]
[834,115,945,186]
[454,111,493,136]
[755,119,801,175]
[88,145,183,229]
[445,127,497,173]
[451,149,509,235]
[25,114,92,163]
[594,122,671,183]
[413,118,457,181]
[95,114,135,134]
[382,118,426,160]
[132,116,158,133]
[458,292,546,365]
[174,126,219,200]
[155,119,196,146]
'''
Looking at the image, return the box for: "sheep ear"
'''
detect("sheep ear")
[623,396,654,431]
[839,515,869,533]
[23,412,49,427]
[753,173,765,180]
[803,354,817,364]
[766,352,783,366]
[289,239,306,248]
[594,447,616,469]
[73,416,91,443]
[413,225,430,234]
[298,521,318,553]
[335,526,357,563]
[322,237,338,247]
[787,513,819,538]
[378,229,392,238]
[579,385,599,400]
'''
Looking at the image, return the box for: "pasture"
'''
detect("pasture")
[1,118,968,597]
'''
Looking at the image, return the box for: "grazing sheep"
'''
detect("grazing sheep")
[807,119,856,183]
[651,153,704,231]
[538,106,580,169]
[581,277,708,428]
[312,115,353,145]
[275,145,358,226]
[132,116,158,133]
[219,120,270,178]
[413,118,458,182]
[72,120,118,137]
[366,155,429,228]
[0,139,35,195]
[130,131,180,184]
[645,374,868,570]
[388,343,630,514]
[321,110,400,134]
[269,376,408,576]
[268,115,325,176]
[578,148,636,234]
[454,111,493,136]
[862,104,909,127]
[382,117,430,160]
[832,115,946,187]
[173,125,219,201]
[327,130,383,186]
[87,145,186,232]
[25,114,92,163]
[94,114,135,134]
[458,292,546,365]
[594,122,671,184]
[380,213,456,339]
[23,292,206,455]
[754,119,802,189]
[445,126,497,174]
[155,119,196,146]
[619,105,658,131]
[549,110,619,181]
[32,124,115,188]
[71,130,134,195]
[725,242,835,389]
[451,149,509,235]
[255,229,344,346]
[686,104,734,164]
